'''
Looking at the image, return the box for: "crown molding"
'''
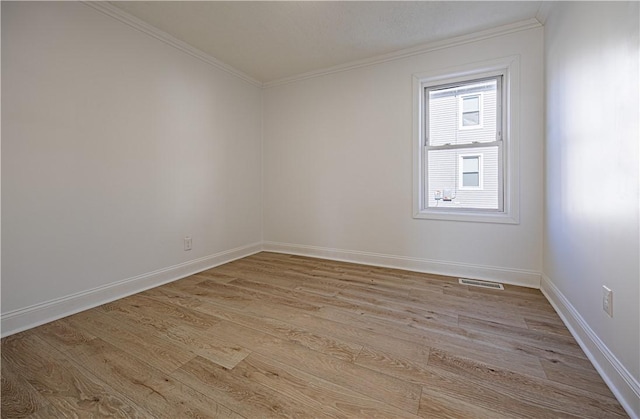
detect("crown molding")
[535,1,555,25]
[82,1,263,88]
[264,18,542,89]
[81,2,541,90]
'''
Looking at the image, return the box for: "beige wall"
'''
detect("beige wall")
[542,2,640,415]
[263,27,543,285]
[2,2,263,324]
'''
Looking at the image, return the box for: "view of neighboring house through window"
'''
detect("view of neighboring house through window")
[424,76,502,210]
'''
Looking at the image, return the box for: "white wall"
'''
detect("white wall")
[542,2,640,416]
[1,2,262,332]
[263,27,543,285]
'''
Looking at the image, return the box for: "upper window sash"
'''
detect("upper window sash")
[423,75,503,148]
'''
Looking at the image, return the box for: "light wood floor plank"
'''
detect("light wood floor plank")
[524,316,574,336]
[458,314,587,359]
[245,300,431,361]
[174,355,328,418]
[39,312,195,375]
[354,346,432,385]
[317,305,546,378]
[202,319,423,413]
[419,385,514,419]
[422,356,584,418]
[144,281,364,362]
[539,358,617,398]
[236,352,422,418]
[428,348,627,418]
[410,289,531,328]
[1,366,51,419]
[1,334,150,418]
[1,252,626,418]
[56,335,243,419]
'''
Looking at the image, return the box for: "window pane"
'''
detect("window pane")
[462,96,479,112]
[462,156,479,172]
[462,111,479,126]
[428,78,497,145]
[427,145,499,209]
[463,173,479,187]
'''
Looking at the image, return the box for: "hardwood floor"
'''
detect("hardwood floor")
[1,252,627,418]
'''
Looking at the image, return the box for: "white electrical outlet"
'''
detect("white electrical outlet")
[602,285,613,317]
[184,236,192,251]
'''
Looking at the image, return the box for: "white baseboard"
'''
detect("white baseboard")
[0,242,262,338]
[263,241,540,288]
[541,274,640,419]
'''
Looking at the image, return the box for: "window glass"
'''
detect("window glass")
[461,96,480,126]
[462,156,480,187]
[424,76,501,210]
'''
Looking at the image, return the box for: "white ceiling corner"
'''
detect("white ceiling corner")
[106,1,543,85]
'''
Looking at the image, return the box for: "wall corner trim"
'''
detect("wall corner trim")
[0,242,262,338]
[263,241,540,288]
[81,1,263,88]
[541,274,640,418]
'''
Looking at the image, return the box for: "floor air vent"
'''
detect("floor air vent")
[458,278,504,290]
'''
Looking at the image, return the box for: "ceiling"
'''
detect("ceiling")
[109,1,544,84]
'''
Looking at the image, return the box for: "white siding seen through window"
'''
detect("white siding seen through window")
[425,76,501,210]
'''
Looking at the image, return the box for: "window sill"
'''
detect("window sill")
[413,209,519,224]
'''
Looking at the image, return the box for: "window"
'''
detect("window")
[459,154,482,189]
[412,56,520,223]
[426,76,501,210]
[459,94,482,129]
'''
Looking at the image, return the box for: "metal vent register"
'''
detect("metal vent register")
[458,278,504,290]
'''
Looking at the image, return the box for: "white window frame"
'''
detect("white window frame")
[412,56,520,224]
[458,93,484,130]
[459,154,483,190]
